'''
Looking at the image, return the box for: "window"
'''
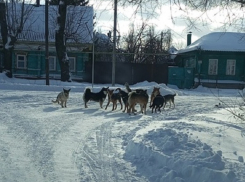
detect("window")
[208,59,218,75]
[226,59,236,75]
[185,57,196,68]
[69,57,76,72]
[49,56,56,71]
[16,54,27,69]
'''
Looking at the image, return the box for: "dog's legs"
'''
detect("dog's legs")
[172,100,175,109]
[60,101,64,108]
[111,101,115,111]
[105,100,110,110]
[84,101,88,108]
[114,101,117,110]
[119,100,123,110]
[123,102,128,112]
[100,101,104,109]
[122,103,126,112]
[162,101,166,110]
[127,104,133,114]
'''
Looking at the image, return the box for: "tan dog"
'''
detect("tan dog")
[127,90,149,114]
[105,88,123,111]
[52,88,71,108]
[163,93,176,109]
[150,87,160,106]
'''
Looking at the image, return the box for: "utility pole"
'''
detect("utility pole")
[45,0,49,85]
[112,0,117,86]
[85,22,94,88]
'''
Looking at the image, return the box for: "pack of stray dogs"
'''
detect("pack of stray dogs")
[52,82,176,115]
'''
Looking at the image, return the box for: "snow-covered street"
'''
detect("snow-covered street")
[0,74,245,182]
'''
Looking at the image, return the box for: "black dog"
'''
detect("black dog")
[149,94,165,113]
[115,88,129,112]
[83,87,108,108]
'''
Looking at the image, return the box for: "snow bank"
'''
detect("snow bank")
[125,128,239,182]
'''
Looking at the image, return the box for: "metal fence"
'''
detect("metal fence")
[83,61,169,85]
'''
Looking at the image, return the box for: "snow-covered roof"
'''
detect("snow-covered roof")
[178,32,245,54]
[1,4,93,44]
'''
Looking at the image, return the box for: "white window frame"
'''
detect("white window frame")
[226,59,236,75]
[208,59,218,75]
[16,54,27,69]
[49,56,56,71]
[69,57,76,72]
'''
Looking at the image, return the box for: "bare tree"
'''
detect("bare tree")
[123,23,172,63]
[0,0,34,76]
[54,0,89,82]
[123,22,148,63]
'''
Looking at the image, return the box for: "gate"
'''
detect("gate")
[168,67,194,89]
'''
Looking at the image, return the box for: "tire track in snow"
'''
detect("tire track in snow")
[76,121,120,182]
[75,114,145,182]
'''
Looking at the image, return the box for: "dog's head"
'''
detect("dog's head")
[101,87,109,95]
[106,88,114,96]
[124,82,129,87]
[152,87,160,96]
[63,88,71,97]
[137,89,148,96]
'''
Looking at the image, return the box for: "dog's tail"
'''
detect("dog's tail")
[83,87,91,102]
[84,87,92,94]
[52,100,58,104]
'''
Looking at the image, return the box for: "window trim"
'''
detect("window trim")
[16,54,27,69]
[226,59,236,75]
[208,59,218,75]
[49,56,56,71]
[69,57,76,72]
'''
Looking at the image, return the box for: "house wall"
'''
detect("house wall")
[12,50,88,79]
[176,51,245,82]
[198,51,245,81]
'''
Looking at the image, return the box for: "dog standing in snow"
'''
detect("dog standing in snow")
[52,88,71,108]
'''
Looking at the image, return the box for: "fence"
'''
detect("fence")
[83,61,169,85]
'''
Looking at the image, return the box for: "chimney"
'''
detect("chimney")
[187,32,192,46]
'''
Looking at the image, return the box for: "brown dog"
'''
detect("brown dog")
[150,87,160,106]
[105,88,123,111]
[127,90,149,114]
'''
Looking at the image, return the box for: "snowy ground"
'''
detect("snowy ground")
[0,73,245,182]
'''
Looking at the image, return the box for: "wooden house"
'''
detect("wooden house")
[1,4,93,81]
[172,32,245,89]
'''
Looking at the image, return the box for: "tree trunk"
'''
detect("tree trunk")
[0,2,12,74]
[55,0,70,82]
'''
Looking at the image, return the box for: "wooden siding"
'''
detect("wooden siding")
[197,52,245,81]
[12,50,88,79]
[176,51,245,81]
